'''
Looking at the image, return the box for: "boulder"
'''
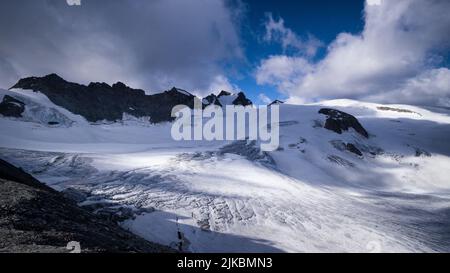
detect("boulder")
[319,108,369,138]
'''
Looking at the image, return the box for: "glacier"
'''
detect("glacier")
[1,88,450,252]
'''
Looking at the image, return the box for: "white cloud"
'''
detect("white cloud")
[66,0,81,6]
[256,0,450,106]
[258,93,272,104]
[200,74,242,95]
[264,14,323,57]
[0,0,243,94]
[366,0,381,6]
[364,68,450,107]
[256,55,312,93]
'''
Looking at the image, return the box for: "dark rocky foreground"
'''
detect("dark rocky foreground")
[0,158,176,253]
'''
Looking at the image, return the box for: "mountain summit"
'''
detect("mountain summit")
[202,90,252,108]
[10,74,253,123]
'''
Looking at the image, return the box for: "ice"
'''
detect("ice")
[1,88,450,252]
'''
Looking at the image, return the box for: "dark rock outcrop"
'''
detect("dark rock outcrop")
[10,74,196,123]
[202,94,223,108]
[0,158,47,190]
[269,100,284,106]
[10,74,255,122]
[0,158,175,253]
[217,90,232,97]
[232,92,252,106]
[0,95,25,117]
[346,143,363,156]
[319,108,369,138]
[219,140,275,166]
[203,91,253,108]
[330,140,364,157]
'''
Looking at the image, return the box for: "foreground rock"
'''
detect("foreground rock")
[319,108,369,138]
[0,158,175,253]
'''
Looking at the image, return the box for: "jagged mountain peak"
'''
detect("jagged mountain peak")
[112,81,127,89]
[217,90,232,97]
[8,74,254,123]
[167,87,194,97]
[88,82,111,89]
[42,73,65,81]
[233,92,252,106]
[269,100,284,106]
[202,93,223,108]
[10,73,68,91]
[203,90,253,108]
[8,74,196,123]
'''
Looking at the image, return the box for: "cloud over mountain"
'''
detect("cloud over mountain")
[256,0,450,106]
[0,0,244,95]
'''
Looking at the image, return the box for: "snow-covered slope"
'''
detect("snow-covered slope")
[217,93,238,106]
[1,89,450,252]
[0,88,86,126]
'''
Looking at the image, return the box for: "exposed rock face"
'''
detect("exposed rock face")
[377,106,420,116]
[0,158,175,253]
[269,100,284,106]
[11,74,196,123]
[327,155,355,167]
[330,140,364,157]
[232,92,252,106]
[218,140,275,166]
[202,94,223,108]
[10,74,256,122]
[203,91,253,108]
[217,90,232,97]
[0,95,25,117]
[346,143,363,156]
[319,108,369,138]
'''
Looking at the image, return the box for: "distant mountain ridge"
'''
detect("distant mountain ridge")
[10,74,253,123]
[202,90,253,108]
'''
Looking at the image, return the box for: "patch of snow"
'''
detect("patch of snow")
[175,88,193,97]
[218,93,238,106]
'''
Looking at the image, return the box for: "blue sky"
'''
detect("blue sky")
[234,0,366,104]
[242,0,365,60]
[234,0,450,106]
[1,0,449,106]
